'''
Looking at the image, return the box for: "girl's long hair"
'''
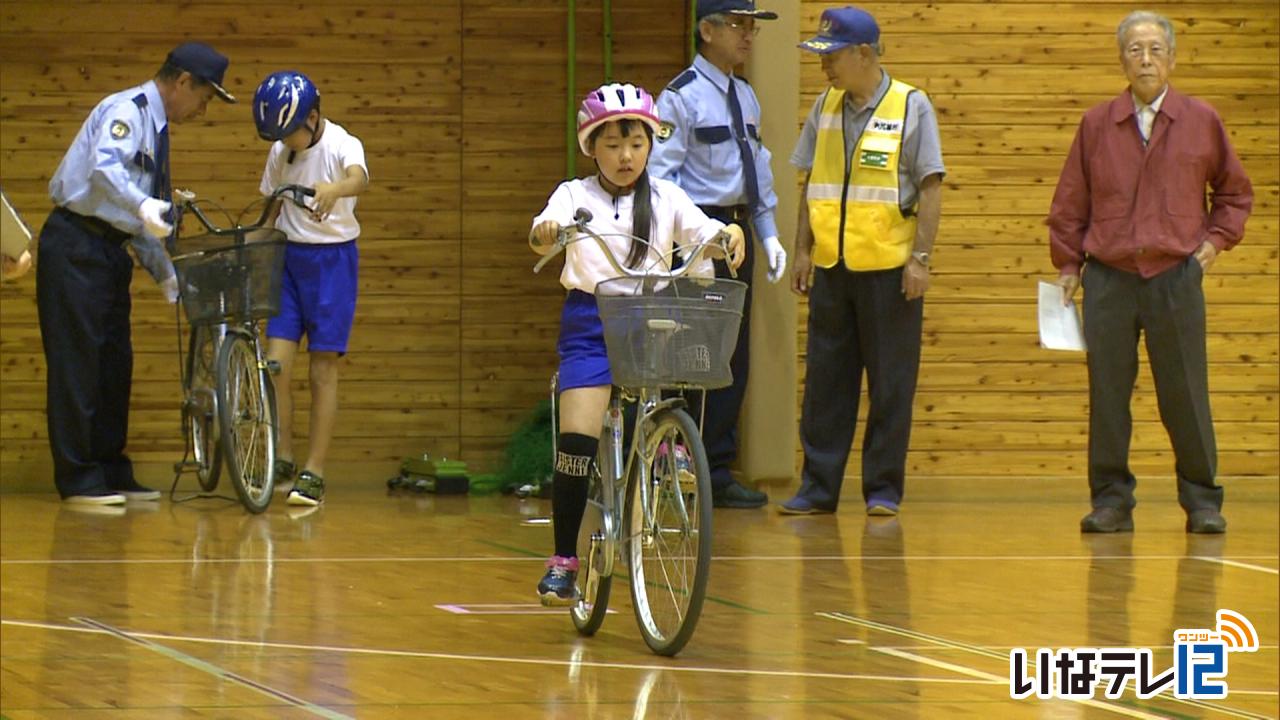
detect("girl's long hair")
[589,118,654,269]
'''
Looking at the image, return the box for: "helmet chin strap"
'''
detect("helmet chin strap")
[286,118,322,164]
[596,168,635,197]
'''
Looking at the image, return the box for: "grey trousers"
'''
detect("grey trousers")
[1082,258,1221,513]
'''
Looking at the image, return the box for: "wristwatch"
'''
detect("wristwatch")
[910,250,931,267]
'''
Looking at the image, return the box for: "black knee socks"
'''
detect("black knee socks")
[552,432,597,559]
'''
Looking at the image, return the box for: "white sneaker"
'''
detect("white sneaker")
[64,492,126,506]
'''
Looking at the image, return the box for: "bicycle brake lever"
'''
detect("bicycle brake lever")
[712,231,739,279]
[532,229,575,274]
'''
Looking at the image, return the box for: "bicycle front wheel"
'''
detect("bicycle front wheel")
[626,407,712,656]
[216,332,276,513]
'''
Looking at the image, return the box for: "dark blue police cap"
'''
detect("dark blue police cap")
[167,41,236,103]
[696,0,779,21]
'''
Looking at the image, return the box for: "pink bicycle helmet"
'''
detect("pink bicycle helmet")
[576,83,661,155]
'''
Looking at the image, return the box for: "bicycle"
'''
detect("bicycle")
[169,184,314,513]
[534,209,746,656]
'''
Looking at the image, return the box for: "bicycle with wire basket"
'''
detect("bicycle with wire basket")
[534,208,746,656]
[169,184,314,513]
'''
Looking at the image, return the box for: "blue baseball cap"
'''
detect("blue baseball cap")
[696,0,778,21]
[167,41,236,103]
[798,6,879,54]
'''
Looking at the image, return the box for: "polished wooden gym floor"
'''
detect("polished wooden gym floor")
[1,476,1276,719]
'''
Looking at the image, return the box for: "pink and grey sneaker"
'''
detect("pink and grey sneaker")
[537,555,580,606]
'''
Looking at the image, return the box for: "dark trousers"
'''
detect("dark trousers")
[696,206,754,490]
[36,209,136,497]
[795,265,922,509]
[1082,258,1220,513]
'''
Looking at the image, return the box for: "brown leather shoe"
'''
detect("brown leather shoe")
[1080,507,1133,533]
[1186,508,1227,534]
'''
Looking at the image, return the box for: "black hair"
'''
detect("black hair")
[588,117,654,270]
[156,60,212,90]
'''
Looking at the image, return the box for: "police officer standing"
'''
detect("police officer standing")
[37,42,236,506]
[650,0,787,509]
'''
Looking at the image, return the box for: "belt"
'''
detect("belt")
[698,204,752,223]
[53,207,131,245]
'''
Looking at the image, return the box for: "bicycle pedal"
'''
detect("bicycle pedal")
[265,360,282,375]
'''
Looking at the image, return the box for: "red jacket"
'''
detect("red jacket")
[1048,86,1253,278]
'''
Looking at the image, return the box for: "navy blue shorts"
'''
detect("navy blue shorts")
[266,240,359,353]
[557,290,612,391]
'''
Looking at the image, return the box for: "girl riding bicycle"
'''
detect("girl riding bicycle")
[529,82,745,605]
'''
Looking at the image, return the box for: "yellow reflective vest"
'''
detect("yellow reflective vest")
[806,79,919,271]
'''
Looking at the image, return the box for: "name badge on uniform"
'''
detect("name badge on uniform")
[859,149,890,169]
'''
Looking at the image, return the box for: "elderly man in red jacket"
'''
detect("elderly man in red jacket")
[1048,11,1252,535]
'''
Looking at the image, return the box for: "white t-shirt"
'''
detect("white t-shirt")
[259,120,368,245]
[531,175,725,295]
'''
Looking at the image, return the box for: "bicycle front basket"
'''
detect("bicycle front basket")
[595,276,746,390]
[172,230,287,326]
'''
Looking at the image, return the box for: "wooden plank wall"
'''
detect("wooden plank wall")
[794,1,1279,479]
[0,1,1274,491]
[0,0,690,488]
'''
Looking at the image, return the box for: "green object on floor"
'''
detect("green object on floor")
[470,399,553,495]
[388,455,471,495]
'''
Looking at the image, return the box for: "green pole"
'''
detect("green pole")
[567,0,577,179]
[603,0,613,82]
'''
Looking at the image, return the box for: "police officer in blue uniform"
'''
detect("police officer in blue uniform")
[650,0,786,509]
[37,42,236,506]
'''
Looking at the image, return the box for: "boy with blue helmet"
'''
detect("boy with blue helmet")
[253,70,369,507]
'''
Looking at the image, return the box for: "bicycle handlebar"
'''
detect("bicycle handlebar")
[176,184,316,239]
[532,207,738,280]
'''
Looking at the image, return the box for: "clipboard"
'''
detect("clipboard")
[1,189,33,259]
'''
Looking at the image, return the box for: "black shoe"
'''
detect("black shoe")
[712,481,768,509]
[63,488,127,506]
[1080,507,1133,533]
[287,470,325,506]
[107,478,160,501]
[275,458,297,483]
[1186,508,1227,534]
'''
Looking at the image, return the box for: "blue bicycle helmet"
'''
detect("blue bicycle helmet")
[252,71,321,142]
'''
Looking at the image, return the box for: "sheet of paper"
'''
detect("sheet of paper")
[1038,280,1087,352]
[1,189,33,259]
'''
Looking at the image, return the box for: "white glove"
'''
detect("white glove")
[762,236,787,284]
[138,197,173,239]
[160,275,180,304]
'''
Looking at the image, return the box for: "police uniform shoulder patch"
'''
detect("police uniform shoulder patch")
[667,69,697,92]
[656,121,675,143]
[110,120,130,140]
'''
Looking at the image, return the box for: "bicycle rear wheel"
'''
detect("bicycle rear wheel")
[571,457,614,636]
[187,325,221,491]
[216,332,276,513]
[625,407,712,656]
